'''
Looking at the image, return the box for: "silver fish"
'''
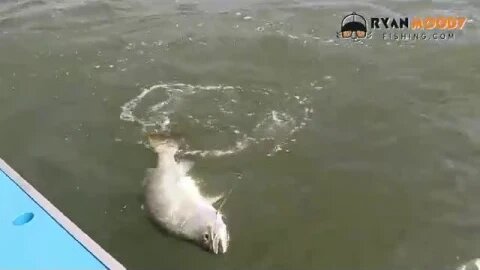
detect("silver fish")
[144,134,229,254]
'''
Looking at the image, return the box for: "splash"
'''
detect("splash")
[120,82,314,157]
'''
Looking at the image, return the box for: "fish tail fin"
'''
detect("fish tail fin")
[147,133,179,154]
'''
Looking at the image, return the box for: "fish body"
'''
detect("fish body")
[144,134,229,254]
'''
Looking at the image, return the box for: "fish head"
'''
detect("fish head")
[201,212,229,254]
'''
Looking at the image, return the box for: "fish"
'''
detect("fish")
[143,134,230,254]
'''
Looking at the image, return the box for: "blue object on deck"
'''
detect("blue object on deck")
[0,158,125,270]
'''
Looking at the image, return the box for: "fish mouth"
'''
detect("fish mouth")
[211,233,228,254]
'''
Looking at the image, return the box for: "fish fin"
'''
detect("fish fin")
[207,194,224,206]
[147,133,179,153]
[143,168,158,186]
[178,160,194,174]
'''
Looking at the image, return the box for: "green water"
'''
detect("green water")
[1,1,480,269]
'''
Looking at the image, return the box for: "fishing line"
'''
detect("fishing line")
[216,176,241,213]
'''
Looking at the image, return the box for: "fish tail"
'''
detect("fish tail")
[147,133,179,153]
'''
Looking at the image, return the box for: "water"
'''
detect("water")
[1,0,480,269]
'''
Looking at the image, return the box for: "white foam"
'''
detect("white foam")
[181,137,252,157]
[120,86,158,122]
[120,82,314,157]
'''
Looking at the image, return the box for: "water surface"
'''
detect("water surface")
[1,0,480,269]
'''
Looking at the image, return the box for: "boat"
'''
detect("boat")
[0,158,125,270]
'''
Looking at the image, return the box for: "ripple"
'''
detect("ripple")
[120,82,314,157]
